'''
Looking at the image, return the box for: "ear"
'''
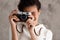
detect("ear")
[38,10,41,15]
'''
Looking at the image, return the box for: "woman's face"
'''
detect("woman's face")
[23,5,41,22]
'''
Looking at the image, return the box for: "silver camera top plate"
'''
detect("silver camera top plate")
[17,11,31,15]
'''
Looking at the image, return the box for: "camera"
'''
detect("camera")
[13,11,31,22]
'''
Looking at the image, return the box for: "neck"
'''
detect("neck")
[35,21,39,26]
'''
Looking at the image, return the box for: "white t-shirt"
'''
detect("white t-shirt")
[16,23,53,40]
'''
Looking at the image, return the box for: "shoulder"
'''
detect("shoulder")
[46,29,53,35]
[40,24,53,36]
[46,29,53,37]
[45,29,53,40]
[34,23,53,36]
[40,24,53,40]
[38,24,53,37]
[39,24,53,35]
[34,24,53,40]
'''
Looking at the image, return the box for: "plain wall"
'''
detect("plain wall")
[0,0,60,40]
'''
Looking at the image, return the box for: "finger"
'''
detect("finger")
[10,18,18,24]
[26,21,34,30]
[11,9,17,14]
[28,15,34,21]
[26,19,32,24]
[10,9,18,17]
[27,19,33,22]
[10,15,20,22]
[26,19,34,26]
[13,16,20,22]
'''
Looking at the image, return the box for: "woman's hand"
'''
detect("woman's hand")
[9,9,20,27]
[26,15,37,40]
[26,15,35,31]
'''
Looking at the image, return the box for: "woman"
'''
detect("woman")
[9,0,53,40]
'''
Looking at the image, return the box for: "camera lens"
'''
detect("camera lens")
[20,14,27,21]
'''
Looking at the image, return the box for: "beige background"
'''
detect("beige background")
[0,0,60,40]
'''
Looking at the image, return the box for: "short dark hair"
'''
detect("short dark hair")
[18,0,41,11]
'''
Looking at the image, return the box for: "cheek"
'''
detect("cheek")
[35,15,39,20]
[33,14,38,21]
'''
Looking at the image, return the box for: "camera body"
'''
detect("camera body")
[14,12,31,22]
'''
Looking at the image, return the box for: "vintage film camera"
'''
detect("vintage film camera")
[13,11,31,22]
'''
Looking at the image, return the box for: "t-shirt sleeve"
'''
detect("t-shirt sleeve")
[46,30,53,40]
[35,27,53,40]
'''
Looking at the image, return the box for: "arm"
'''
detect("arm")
[9,10,19,40]
[26,15,38,40]
[11,25,18,40]
[26,19,38,40]
[29,28,37,40]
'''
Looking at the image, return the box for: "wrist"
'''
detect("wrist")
[11,24,17,30]
[31,34,37,40]
[11,23,16,27]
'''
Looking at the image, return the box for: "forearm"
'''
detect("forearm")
[11,25,18,40]
[29,30,37,40]
[31,34,37,40]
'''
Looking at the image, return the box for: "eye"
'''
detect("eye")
[31,12,35,15]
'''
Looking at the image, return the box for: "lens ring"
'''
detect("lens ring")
[21,14,27,20]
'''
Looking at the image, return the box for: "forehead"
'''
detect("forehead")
[23,5,38,12]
